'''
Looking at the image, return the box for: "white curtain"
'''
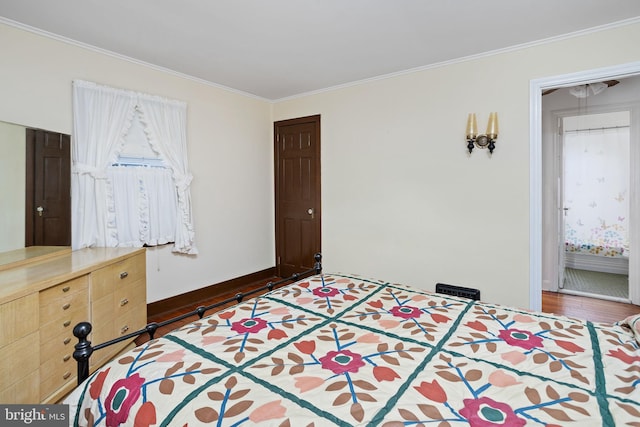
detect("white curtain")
[72,80,197,254]
[137,95,196,254]
[72,81,136,249]
[107,167,178,247]
[564,127,630,257]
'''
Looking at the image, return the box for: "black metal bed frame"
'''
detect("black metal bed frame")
[72,253,322,385]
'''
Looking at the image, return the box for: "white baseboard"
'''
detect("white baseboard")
[565,252,629,275]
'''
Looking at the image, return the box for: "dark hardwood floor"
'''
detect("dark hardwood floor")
[135,278,279,345]
[135,280,639,345]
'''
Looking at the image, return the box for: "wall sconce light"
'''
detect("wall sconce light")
[466,112,499,154]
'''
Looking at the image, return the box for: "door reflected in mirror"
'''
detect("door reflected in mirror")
[25,129,71,247]
[0,121,71,252]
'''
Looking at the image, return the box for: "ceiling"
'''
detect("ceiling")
[1,1,640,100]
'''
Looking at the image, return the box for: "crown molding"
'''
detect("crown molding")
[0,17,270,102]
[2,15,639,103]
[274,17,640,103]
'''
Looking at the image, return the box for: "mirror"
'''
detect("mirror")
[0,120,72,270]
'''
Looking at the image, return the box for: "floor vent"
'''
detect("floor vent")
[435,283,481,301]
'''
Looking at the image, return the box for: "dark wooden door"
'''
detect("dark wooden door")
[25,129,71,246]
[274,115,321,277]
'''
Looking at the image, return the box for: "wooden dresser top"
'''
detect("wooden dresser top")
[0,247,146,304]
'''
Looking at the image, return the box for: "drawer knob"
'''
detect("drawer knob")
[63,320,71,327]
[120,325,129,334]
[62,286,71,293]
[62,303,71,310]
[63,371,71,380]
[120,298,129,306]
[120,271,129,279]
[63,354,71,362]
[63,337,71,345]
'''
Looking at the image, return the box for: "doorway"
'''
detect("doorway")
[25,128,71,246]
[530,61,640,311]
[558,110,631,302]
[274,115,321,277]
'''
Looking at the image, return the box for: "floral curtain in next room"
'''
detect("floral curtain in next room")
[564,125,630,257]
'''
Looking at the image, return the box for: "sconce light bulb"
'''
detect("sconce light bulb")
[466,113,478,139]
[486,112,499,139]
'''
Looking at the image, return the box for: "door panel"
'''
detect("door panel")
[26,129,71,246]
[275,115,321,277]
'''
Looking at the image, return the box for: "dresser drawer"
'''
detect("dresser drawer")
[40,305,87,347]
[0,293,39,348]
[0,331,39,394]
[40,276,88,322]
[40,275,87,301]
[113,253,145,284]
[89,302,142,369]
[92,253,146,300]
[40,363,75,401]
[40,286,88,322]
[114,307,146,338]
[40,347,74,379]
[40,327,76,360]
[0,370,39,404]
[113,278,146,317]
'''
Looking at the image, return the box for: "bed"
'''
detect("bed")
[65,261,640,426]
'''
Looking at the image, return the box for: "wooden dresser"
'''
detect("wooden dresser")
[0,247,146,404]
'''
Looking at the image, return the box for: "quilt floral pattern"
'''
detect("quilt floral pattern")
[66,274,640,426]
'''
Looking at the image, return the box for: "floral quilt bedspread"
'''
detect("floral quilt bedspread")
[65,274,640,426]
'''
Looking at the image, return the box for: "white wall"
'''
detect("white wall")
[0,23,275,302]
[273,22,640,309]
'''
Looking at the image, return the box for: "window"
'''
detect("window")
[72,80,197,254]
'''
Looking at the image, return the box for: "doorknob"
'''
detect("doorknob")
[36,206,44,217]
[307,208,315,219]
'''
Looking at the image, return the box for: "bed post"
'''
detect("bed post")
[314,252,322,274]
[73,322,94,385]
